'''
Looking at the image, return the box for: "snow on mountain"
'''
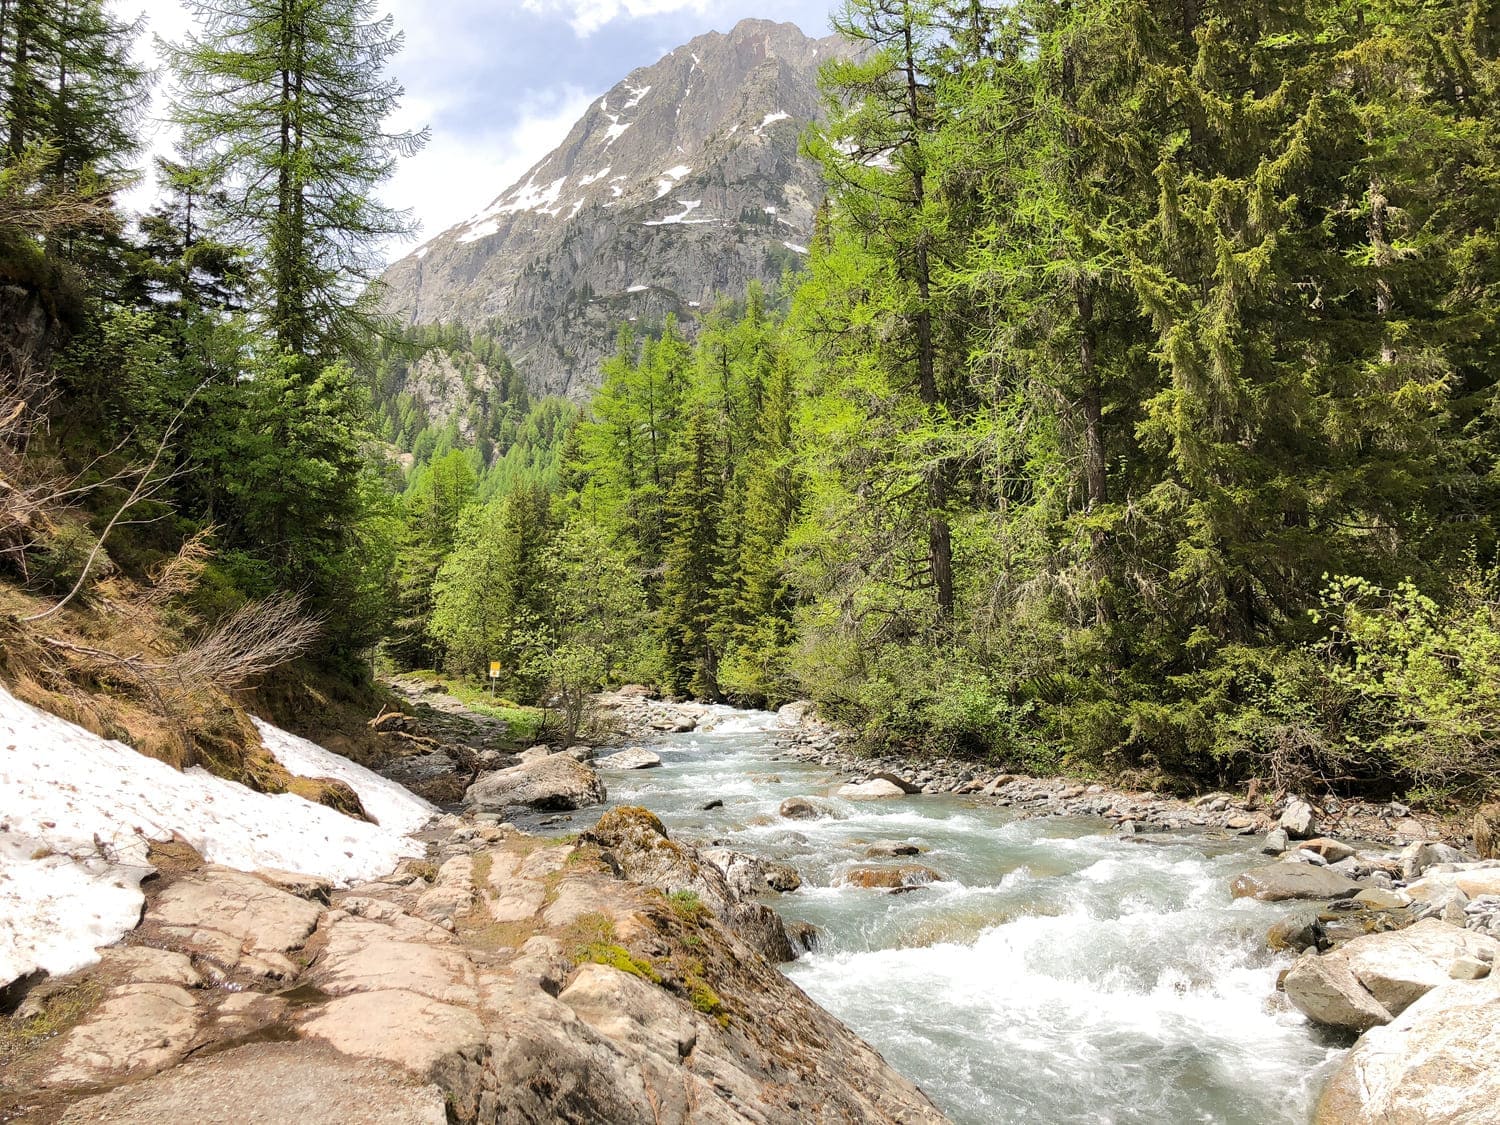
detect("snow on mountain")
[380,19,846,399]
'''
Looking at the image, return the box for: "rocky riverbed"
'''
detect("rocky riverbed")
[586,689,1500,1125]
[1,810,943,1124]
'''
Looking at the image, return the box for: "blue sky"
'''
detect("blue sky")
[120,0,839,258]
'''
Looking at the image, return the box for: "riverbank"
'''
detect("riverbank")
[0,685,945,1124]
[592,690,1469,849]
[593,689,1500,1125]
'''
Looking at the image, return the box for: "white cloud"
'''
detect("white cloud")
[521,0,711,37]
[387,86,594,250]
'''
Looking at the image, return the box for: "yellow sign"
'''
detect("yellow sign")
[489,661,501,678]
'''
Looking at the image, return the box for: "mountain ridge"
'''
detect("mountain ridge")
[377,18,845,398]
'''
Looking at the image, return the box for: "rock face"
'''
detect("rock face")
[378,20,848,399]
[1229,863,1363,902]
[9,821,946,1125]
[1314,976,1500,1124]
[464,753,607,815]
[583,808,798,963]
[1284,918,1500,1032]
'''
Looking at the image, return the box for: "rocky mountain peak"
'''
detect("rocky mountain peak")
[378,19,845,399]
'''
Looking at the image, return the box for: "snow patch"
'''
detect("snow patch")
[654,165,693,200]
[577,167,612,187]
[623,83,652,109]
[756,111,791,135]
[0,683,433,986]
[414,245,430,259]
[626,284,649,293]
[783,241,809,254]
[458,219,499,244]
[644,200,715,227]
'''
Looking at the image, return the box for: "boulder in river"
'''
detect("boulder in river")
[464,754,606,815]
[597,747,662,770]
[865,842,921,858]
[1261,828,1290,855]
[1284,918,1500,1031]
[700,848,802,897]
[1230,863,1362,902]
[779,796,826,820]
[837,779,906,800]
[1279,798,1316,839]
[839,864,945,890]
[1314,976,1500,1124]
[873,771,922,794]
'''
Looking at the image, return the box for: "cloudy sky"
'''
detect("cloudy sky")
[118,0,838,261]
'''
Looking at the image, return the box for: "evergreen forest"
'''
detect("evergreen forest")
[4,0,1500,805]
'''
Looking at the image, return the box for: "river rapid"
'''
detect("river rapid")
[593,706,1348,1125]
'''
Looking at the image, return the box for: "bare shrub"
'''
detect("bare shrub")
[165,592,321,693]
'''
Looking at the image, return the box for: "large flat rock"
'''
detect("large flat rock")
[146,866,323,981]
[57,1040,447,1124]
[1229,863,1362,901]
[1315,976,1500,1124]
[464,754,606,814]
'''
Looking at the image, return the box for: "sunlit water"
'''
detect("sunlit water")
[593,707,1346,1124]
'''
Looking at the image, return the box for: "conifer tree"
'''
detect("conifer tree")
[168,0,426,363]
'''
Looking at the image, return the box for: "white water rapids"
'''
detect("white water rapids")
[590,707,1348,1124]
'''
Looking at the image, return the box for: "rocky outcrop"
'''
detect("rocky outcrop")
[1283,918,1500,1032]
[5,821,946,1124]
[1314,976,1500,1124]
[464,753,607,815]
[583,808,798,964]
[379,20,849,400]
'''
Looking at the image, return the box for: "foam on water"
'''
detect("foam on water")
[589,709,1345,1123]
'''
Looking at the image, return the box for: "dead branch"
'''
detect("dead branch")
[164,591,321,692]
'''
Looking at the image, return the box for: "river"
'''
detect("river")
[593,706,1347,1125]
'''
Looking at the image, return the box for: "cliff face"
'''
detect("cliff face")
[378,19,843,399]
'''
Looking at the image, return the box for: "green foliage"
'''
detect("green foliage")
[167,0,426,361]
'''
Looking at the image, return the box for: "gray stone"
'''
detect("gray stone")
[1284,949,1392,1032]
[1401,841,1468,882]
[1280,798,1316,839]
[1230,863,1362,902]
[464,754,606,814]
[1262,828,1290,855]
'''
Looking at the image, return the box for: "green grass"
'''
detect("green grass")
[398,669,548,743]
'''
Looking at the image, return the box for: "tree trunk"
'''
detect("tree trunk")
[903,20,954,616]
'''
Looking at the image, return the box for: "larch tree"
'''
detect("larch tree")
[168,0,426,365]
